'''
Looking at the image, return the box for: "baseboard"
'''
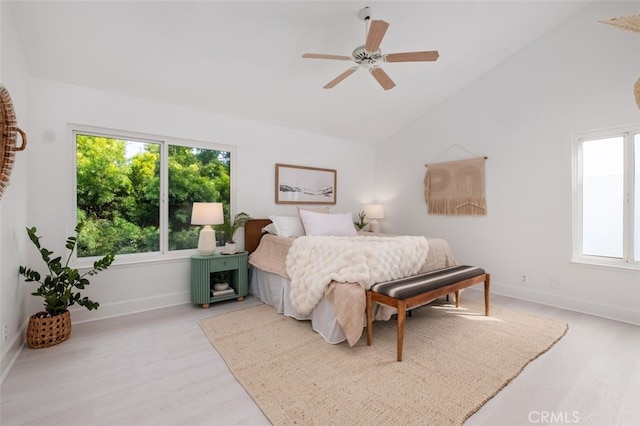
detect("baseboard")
[487,282,640,326]
[69,291,191,323]
[1,321,26,385]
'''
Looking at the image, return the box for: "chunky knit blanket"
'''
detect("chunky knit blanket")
[286,235,429,315]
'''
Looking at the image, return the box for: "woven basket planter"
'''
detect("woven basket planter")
[634,77,640,110]
[26,311,71,349]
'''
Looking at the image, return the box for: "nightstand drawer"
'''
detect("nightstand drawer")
[210,256,239,271]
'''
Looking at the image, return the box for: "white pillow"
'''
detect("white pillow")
[262,223,277,235]
[299,210,357,236]
[267,215,305,237]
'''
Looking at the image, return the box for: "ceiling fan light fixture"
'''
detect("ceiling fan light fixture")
[302,7,440,90]
[352,46,382,65]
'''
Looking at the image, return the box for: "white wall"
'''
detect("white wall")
[376,1,640,325]
[2,2,375,380]
[4,0,638,384]
[1,3,30,381]
[23,77,375,324]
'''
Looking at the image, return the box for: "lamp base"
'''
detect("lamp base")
[369,219,380,233]
[197,225,217,255]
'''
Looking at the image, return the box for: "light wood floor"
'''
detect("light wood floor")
[1,292,638,426]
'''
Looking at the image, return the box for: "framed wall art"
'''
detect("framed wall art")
[275,163,336,205]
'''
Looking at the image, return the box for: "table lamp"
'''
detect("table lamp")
[364,204,384,233]
[191,202,224,255]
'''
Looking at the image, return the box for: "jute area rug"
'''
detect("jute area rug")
[199,300,568,426]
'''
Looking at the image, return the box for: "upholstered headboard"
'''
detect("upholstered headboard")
[245,219,272,254]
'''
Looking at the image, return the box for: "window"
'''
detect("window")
[74,128,233,261]
[572,124,639,269]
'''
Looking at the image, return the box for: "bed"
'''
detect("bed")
[245,217,457,346]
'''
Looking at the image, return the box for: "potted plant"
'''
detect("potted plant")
[211,271,231,294]
[218,212,250,253]
[354,211,369,231]
[18,223,115,348]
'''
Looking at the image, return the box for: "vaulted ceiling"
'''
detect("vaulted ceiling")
[7,1,590,143]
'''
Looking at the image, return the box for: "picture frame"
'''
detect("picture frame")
[275,163,337,205]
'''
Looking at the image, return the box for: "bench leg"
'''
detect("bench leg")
[366,291,373,346]
[454,290,461,308]
[484,273,491,316]
[397,300,407,362]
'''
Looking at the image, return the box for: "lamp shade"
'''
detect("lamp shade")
[191,202,224,255]
[364,204,385,220]
[191,202,224,225]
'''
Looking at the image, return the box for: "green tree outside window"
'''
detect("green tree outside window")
[76,133,231,257]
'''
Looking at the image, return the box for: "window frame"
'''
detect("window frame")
[71,124,236,267]
[571,124,639,270]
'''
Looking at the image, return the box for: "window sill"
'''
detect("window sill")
[72,248,221,271]
[570,258,640,273]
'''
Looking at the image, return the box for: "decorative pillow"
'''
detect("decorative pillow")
[262,223,277,235]
[299,210,357,236]
[267,215,305,237]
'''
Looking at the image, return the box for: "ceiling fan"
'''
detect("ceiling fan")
[302,7,439,91]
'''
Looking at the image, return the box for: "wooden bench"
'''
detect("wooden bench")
[366,265,491,362]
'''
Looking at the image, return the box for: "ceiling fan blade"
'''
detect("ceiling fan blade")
[365,20,389,52]
[385,51,440,62]
[302,53,352,61]
[370,67,396,91]
[323,67,357,89]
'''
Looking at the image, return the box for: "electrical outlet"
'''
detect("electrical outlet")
[3,324,7,342]
[520,274,527,284]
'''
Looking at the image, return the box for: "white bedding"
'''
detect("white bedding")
[286,235,429,315]
[248,232,457,345]
[249,269,347,344]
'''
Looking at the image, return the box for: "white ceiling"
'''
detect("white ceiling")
[7,1,590,144]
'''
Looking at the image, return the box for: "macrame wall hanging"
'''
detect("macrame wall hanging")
[599,15,640,110]
[424,146,487,216]
[0,84,28,200]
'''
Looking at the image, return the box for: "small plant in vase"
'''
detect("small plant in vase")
[354,211,368,231]
[18,223,115,348]
[218,212,250,253]
[211,271,231,292]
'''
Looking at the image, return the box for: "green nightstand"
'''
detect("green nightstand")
[190,252,248,308]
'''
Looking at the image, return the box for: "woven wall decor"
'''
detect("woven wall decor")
[424,157,487,216]
[0,84,28,200]
[599,15,640,34]
[599,15,640,110]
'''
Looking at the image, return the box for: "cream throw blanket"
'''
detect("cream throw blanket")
[285,235,429,315]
